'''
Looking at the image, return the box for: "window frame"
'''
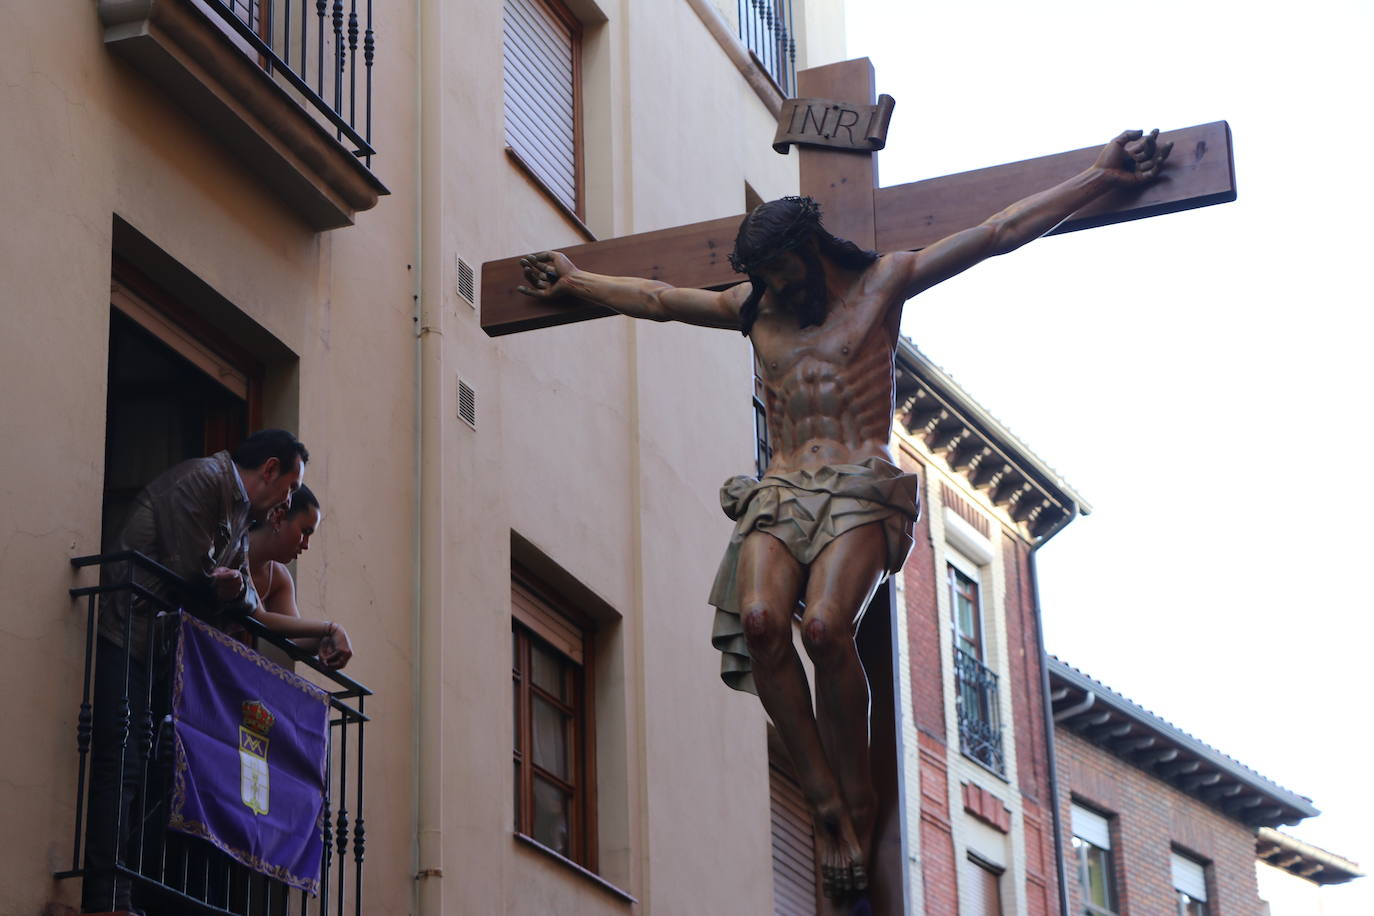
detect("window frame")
[965,852,1005,916]
[501,0,586,223]
[1071,803,1120,916]
[1171,848,1209,916]
[947,558,984,662]
[511,570,598,871]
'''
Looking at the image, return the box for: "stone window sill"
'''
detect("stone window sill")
[513,832,637,905]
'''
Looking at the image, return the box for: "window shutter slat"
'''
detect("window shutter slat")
[1171,852,1207,901]
[1072,804,1112,849]
[502,0,579,214]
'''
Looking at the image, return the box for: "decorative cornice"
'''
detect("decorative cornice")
[1049,657,1319,829]
[100,0,388,230]
[895,339,1087,543]
[1256,827,1363,886]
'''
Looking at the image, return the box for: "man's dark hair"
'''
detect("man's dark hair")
[231,429,310,471]
[729,196,880,336]
[284,483,320,519]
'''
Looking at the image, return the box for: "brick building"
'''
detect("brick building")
[1051,658,1332,916]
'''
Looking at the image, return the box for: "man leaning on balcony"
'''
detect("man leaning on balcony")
[83,429,308,915]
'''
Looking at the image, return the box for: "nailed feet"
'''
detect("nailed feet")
[813,797,869,900]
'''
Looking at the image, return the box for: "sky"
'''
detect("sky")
[844,1,1374,912]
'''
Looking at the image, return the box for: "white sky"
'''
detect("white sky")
[845,1,1374,912]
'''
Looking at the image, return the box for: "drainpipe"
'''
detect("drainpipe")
[1028,507,1076,916]
[412,0,445,911]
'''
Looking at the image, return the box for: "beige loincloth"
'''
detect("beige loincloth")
[707,456,920,695]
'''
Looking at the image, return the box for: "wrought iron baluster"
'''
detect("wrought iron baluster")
[352,700,365,916]
[334,715,349,915]
[332,0,344,128]
[131,610,158,878]
[70,591,98,871]
[363,0,374,163]
[316,0,326,96]
[107,562,136,909]
[347,1,358,128]
[300,0,308,79]
[319,736,332,916]
[263,0,274,75]
[283,0,291,67]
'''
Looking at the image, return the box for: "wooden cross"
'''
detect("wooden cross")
[480,57,1234,913]
[481,58,1234,337]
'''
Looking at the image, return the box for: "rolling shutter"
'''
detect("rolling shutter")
[1072,804,1112,849]
[1171,851,1207,901]
[769,747,816,915]
[502,0,580,214]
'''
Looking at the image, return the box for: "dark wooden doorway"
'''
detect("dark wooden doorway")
[101,269,262,551]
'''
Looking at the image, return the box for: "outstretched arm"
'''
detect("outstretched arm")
[895,129,1173,298]
[518,251,747,331]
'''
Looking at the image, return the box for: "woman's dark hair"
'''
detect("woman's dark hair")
[231,429,310,471]
[249,483,320,531]
[729,196,879,335]
[284,483,320,519]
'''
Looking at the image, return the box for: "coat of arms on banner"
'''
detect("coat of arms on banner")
[239,700,275,815]
[168,613,330,893]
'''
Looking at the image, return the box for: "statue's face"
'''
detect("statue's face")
[756,251,809,306]
[756,248,828,327]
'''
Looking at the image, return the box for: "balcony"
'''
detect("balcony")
[99,0,388,230]
[59,552,371,915]
[954,647,1005,775]
[737,0,796,95]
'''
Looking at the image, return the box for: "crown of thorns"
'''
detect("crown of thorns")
[728,196,823,274]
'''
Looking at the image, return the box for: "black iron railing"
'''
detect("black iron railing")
[738,0,797,96]
[954,647,1005,774]
[57,551,371,916]
[212,0,377,164]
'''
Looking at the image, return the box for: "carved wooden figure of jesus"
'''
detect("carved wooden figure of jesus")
[518,129,1171,901]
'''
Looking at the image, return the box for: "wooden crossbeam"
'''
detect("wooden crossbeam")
[874,120,1235,251]
[481,121,1235,337]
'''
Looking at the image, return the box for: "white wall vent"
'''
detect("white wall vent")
[456,254,476,308]
[457,378,477,429]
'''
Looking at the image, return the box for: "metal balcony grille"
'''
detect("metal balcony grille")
[211,0,378,164]
[738,0,797,96]
[954,647,1005,774]
[58,551,372,916]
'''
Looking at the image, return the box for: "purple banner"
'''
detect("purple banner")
[168,613,331,893]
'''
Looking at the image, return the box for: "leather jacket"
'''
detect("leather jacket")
[99,451,260,656]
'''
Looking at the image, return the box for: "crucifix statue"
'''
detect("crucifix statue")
[483,58,1233,910]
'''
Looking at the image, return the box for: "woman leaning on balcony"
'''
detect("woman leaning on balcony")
[246,483,353,668]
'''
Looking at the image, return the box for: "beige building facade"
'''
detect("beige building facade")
[0,1,851,914]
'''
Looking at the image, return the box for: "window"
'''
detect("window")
[502,0,584,218]
[948,562,982,659]
[512,573,596,868]
[963,854,1003,916]
[1172,850,1209,915]
[753,363,773,478]
[1071,804,1119,916]
[949,557,1003,772]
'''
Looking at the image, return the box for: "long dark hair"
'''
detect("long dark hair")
[729,196,879,335]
